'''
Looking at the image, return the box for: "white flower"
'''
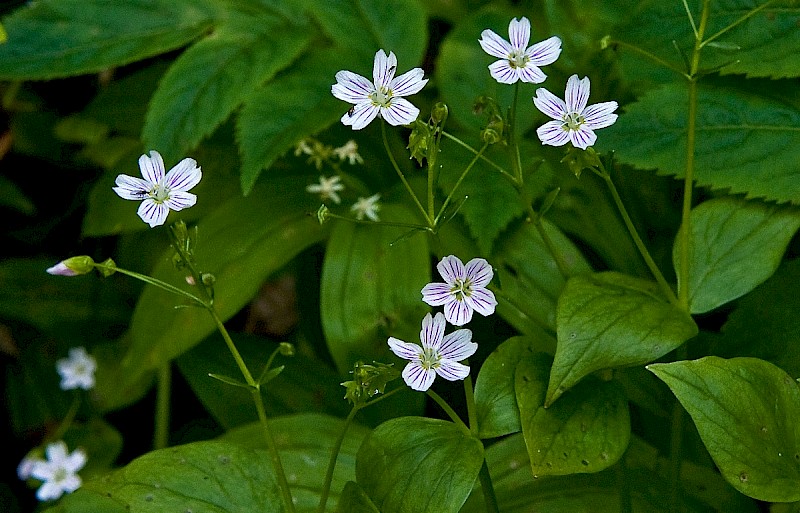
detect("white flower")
[18,454,42,480]
[333,140,364,165]
[113,150,202,228]
[30,441,86,501]
[351,193,381,221]
[56,347,96,391]
[479,17,561,84]
[421,255,497,326]
[332,49,428,130]
[533,74,618,150]
[294,139,314,156]
[306,175,345,204]
[388,312,477,391]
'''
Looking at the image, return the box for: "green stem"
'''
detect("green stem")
[509,81,524,185]
[669,345,689,511]
[381,121,431,225]
[427,389,469,435]
[478,459,500,513]
[317,406,360,513]
[324,212,433,233]
[462,365,478,437]
[616,456,633,513]
[94,263,205,307]
[700,0,777,47]
[209,308,256,385]
[440,131,516,183]
[597,167,679,305]
[606,40,689,79]
[435,143,489,226]
[153,363,171,450]
[51,394,81,442]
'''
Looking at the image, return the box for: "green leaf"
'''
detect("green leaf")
[648,357,800,502]
[55,441,282,513]
[356,417,484,513]
[515,352,630,476]
[674,196,800,314]
[320,205,430,374]
[598,82,800,204]
[0,0,217,80]
[123,177,326,382]
[0,174,35,215]
[473,336,535,439]
[336,482,380,513]
[143,8,311,162]
[222,413,371,512]
[547,272,698,405]
[207,373,251,389]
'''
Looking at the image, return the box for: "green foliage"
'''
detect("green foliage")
[0,0,218,80]
[649,357,800,502]
[674,196,800,313]
[336,482,381,513]
[599,81,800,204]
[548,272,698,405]
[356,417,484,513]
[516,352,630,476]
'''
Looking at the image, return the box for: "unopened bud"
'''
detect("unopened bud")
[46,256,95,277]
[278,342,295,356]
[431,102,449,124]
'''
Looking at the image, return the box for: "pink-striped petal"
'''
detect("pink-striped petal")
[537,120,571,146]
[488,60,518,84]
[381,97,420,126]
[137,199,169,227]
[569,126,597,150]
[479,29,512,59]
[113,174,150,200]
[163,158,201,191]
[518,64,547,84]
[332,71,374,103]
[164,190,197,211]
[138,151,166,184]
[436,255,466,285]
[439,329,477,361]
[420,312,445,349]
[565,74,590,114]
[508,17,531,50]
[342,102,380,130]
[465,288,497,317]
[402,361,436,391]
[390,68,427,97]
[421,282,453,306]
[583,101,619,129]
[388,337,423,360]
[465,258,493,287]
[533,87,567,120]
[526,36,562,66]
[373,50,397,89]
[445,299,473,326]
[436,360,470,381]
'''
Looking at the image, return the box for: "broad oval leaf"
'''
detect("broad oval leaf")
[0,0,217,80]
[336,482,380,513]
[598,82,800,204]
[648,357,800,502]
[515,352,630,476]
[674,196,800,314]
[547,272,698,405]
[55,441,281,513]
[356,417,484,513]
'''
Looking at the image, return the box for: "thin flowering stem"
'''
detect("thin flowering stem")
[324,211,434,233]
[434,142,489,226]
[462,365,478,437]
[700,0,777,48]
[510,81,524,185]
[93,262,206,307]
[426,389,470,435]
[478,460,501,513]
[381,122,432,225]
[531,210,571,278]
[153,363,171,450]
[441,131,517,183]
[50,394,81,442]
[606,40,689,79]
[681,0,699,39]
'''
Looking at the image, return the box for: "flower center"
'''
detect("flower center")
[449,278,473,301]
[370,86,392,108]
[562,112,585,132]
[418,347,442,370]
[508,50,529,69]
[53,467,68,484]
[149,184,170,203]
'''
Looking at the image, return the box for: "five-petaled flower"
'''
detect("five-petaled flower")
[306,175,345,204]
[333,140,364,165]
[421,255,497,326]
[332,49,428,130]
[30,441,86,501]
[479,17,561,84]
[113,150,202,228]
[351,193,381,221]
[56,347,97,391]
[388,312,477,391]
[533,74,618,150]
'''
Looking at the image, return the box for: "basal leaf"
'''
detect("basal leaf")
[598,82,800,204]
[356,417,484,513]
[55,441,281,513]
[336,482,380,513]
[143,8,311,162]
[515,352,630,476]
[674,196,800,314]
[648,357,800,502]
[547,272,698,405]
[0,0,217,80]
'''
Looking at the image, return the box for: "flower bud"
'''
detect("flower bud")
[278,342,295,356]
[431,102,449,125]
[46,256,95,277]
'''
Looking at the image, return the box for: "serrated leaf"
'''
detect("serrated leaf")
[515,352,630,477]
[648,357,800,502]
[143,8,311,162]
[674,196,800,314]
[598,82,800,204]
[0,0,217,80]
[55,441,282,513]
[356,417,484,513]
[547,272,698,405]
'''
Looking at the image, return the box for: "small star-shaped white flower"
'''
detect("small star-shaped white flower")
[533,74,618,150]
[388,312,477,392]
[30,441,86,501]
[332,50,428,130]
[113,150,202,228]
[18,454,42,480]
[479,17,562,84]
[56,347,97,391]
[306,175,345,204]
[421,255,498,326]
[333,140,364,165]
[351,193,381,221]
